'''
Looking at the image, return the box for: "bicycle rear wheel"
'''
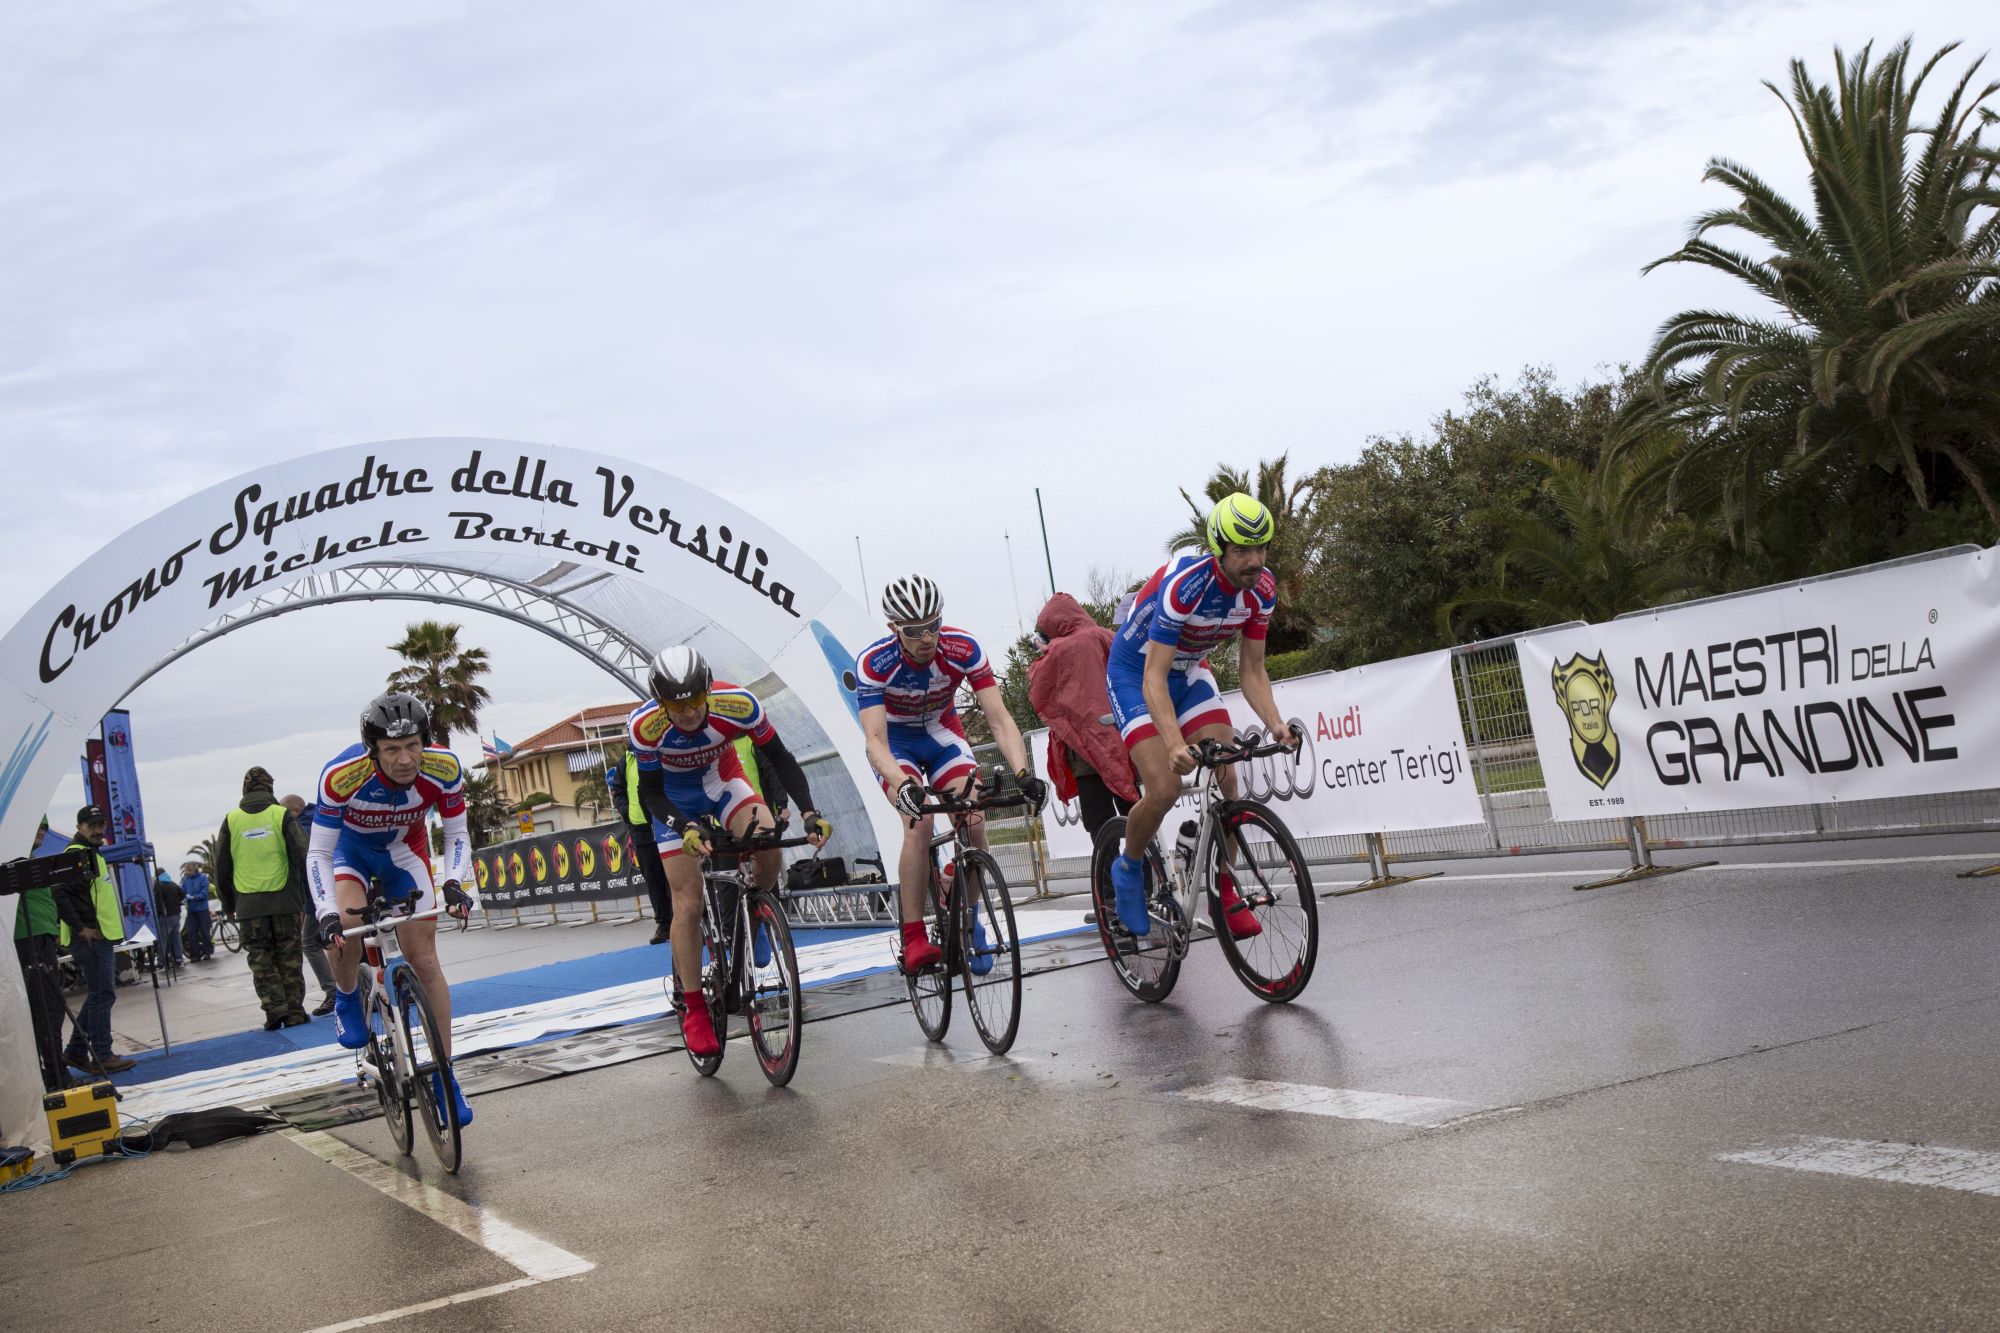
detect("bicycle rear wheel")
[683,881,732,1076]
[745,891,803,1086]
[218,917,241,954]
[397,969,462,1173]
[1089,818,1180,1003]
[905,870,953,1042]
[957,851,1022,1055]
[367,980,412,1156]
[1207,801,1318,1004]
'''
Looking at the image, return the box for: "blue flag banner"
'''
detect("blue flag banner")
[98,709,156,939]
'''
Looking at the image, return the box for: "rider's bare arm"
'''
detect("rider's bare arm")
[860,705,908,796]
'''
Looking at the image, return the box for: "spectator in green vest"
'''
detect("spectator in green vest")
[55,805,134,1076]
[612,748,673,944]
[214,767,312,1030]
[13,835,70,1089]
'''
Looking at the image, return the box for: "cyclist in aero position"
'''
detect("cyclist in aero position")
[630,646,830,1059]
[308,692,477,1126]
[1106,493,1302,939]
[857,576,1045,973]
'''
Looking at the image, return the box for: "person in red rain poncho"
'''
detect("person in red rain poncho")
[1028,593,1138,839]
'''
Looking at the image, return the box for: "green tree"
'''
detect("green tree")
[385,621,493,751]
[570,743,625,823]
[1165,455,1322,653]
[1616,40,2000,552]
[1305,368,1616,663]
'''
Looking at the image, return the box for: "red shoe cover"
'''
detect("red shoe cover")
[1217,871,1262,940]
[901,920,941,973]
[681,991,721,1057]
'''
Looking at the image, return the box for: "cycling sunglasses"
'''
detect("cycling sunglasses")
[895,618,944,641]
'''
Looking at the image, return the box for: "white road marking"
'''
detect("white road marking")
[1311,851,2000,890]
[288,1129,592,1332]
[1718,1137,2000,1196]
[874,1046,1035,1068]
[1177,1076,1498,1128]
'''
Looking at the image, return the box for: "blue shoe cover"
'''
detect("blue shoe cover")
[1110,856,1151,937]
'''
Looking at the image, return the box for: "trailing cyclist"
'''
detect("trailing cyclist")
[1106,493,1302,939]
[628,646,830,1060]
[856,575,1045,974]
[306,692,478,1126]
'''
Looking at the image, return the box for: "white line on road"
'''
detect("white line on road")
[1311,851,2000,890]
[1718,1137,2000,1196]
[1177,1076,1503,1128]
[288,1130,593,1332]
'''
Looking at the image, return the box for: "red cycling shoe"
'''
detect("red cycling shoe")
[680,991,722,1057]
[900,920,942,973]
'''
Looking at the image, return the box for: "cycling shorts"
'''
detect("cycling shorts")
[881,720,978,796]
[1105,660,1230,752]
[650,768,762,858]
[331,831,437,908]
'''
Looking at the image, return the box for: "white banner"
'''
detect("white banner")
[1033,649,1482,859]
[1518,548,2000,822]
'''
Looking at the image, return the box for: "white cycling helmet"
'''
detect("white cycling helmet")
[881,575,942,625]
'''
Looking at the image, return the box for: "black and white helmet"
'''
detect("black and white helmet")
[881,575,942,626]
[361,691,431,749]
[647,645,712,705]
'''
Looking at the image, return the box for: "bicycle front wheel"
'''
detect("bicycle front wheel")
[397,969,462,1173]
[1089,818,1180,1003]
[905,871,952,1042]
[1207,800,1318,1004]
[957,851,1022,1055]
[745,891,803,1087]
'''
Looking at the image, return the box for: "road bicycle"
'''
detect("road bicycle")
[892,768,1029,1055]
[1090,728,1318,1005]
[343,894,465,1173]
[674,820,811,1086]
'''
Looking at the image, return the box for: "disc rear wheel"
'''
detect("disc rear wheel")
[367,976,412,1156]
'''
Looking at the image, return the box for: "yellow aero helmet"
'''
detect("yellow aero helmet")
[1206,492,1274,555]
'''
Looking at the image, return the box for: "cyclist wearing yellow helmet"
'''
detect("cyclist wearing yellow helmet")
[1103,492,1302,941]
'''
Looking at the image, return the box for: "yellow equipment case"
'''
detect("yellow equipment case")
[43,1082,121,1166]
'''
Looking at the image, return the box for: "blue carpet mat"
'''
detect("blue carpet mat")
[120,927,879,1086]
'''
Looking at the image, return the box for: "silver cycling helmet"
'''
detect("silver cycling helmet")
[647,645,712,704]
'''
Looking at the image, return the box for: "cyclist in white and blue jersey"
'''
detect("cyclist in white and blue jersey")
[857,575,1045,973]
[1105,493,1302,941]
[306,692,476,1126]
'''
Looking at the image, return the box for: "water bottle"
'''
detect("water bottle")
[1172,820,1199,880]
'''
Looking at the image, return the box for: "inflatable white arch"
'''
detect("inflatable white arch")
[0,439,895,1144]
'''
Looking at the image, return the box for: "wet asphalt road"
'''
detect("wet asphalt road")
[5,835,1999,1332]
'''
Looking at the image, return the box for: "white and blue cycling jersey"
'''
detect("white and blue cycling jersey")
[855,629,996,790]
[304,743,472,916]
[1105,553,1276,748]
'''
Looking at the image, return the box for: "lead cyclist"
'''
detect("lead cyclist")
[306,692,477,1127]
[1104,493,1303,938]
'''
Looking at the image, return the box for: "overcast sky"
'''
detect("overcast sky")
[3,1,1985,864]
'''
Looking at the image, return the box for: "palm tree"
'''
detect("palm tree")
[1164,455,1320,653]
[1442,441,1712,636]
[462,771,512,848]
[1615,40,2000,545]
[386,621,493,751]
